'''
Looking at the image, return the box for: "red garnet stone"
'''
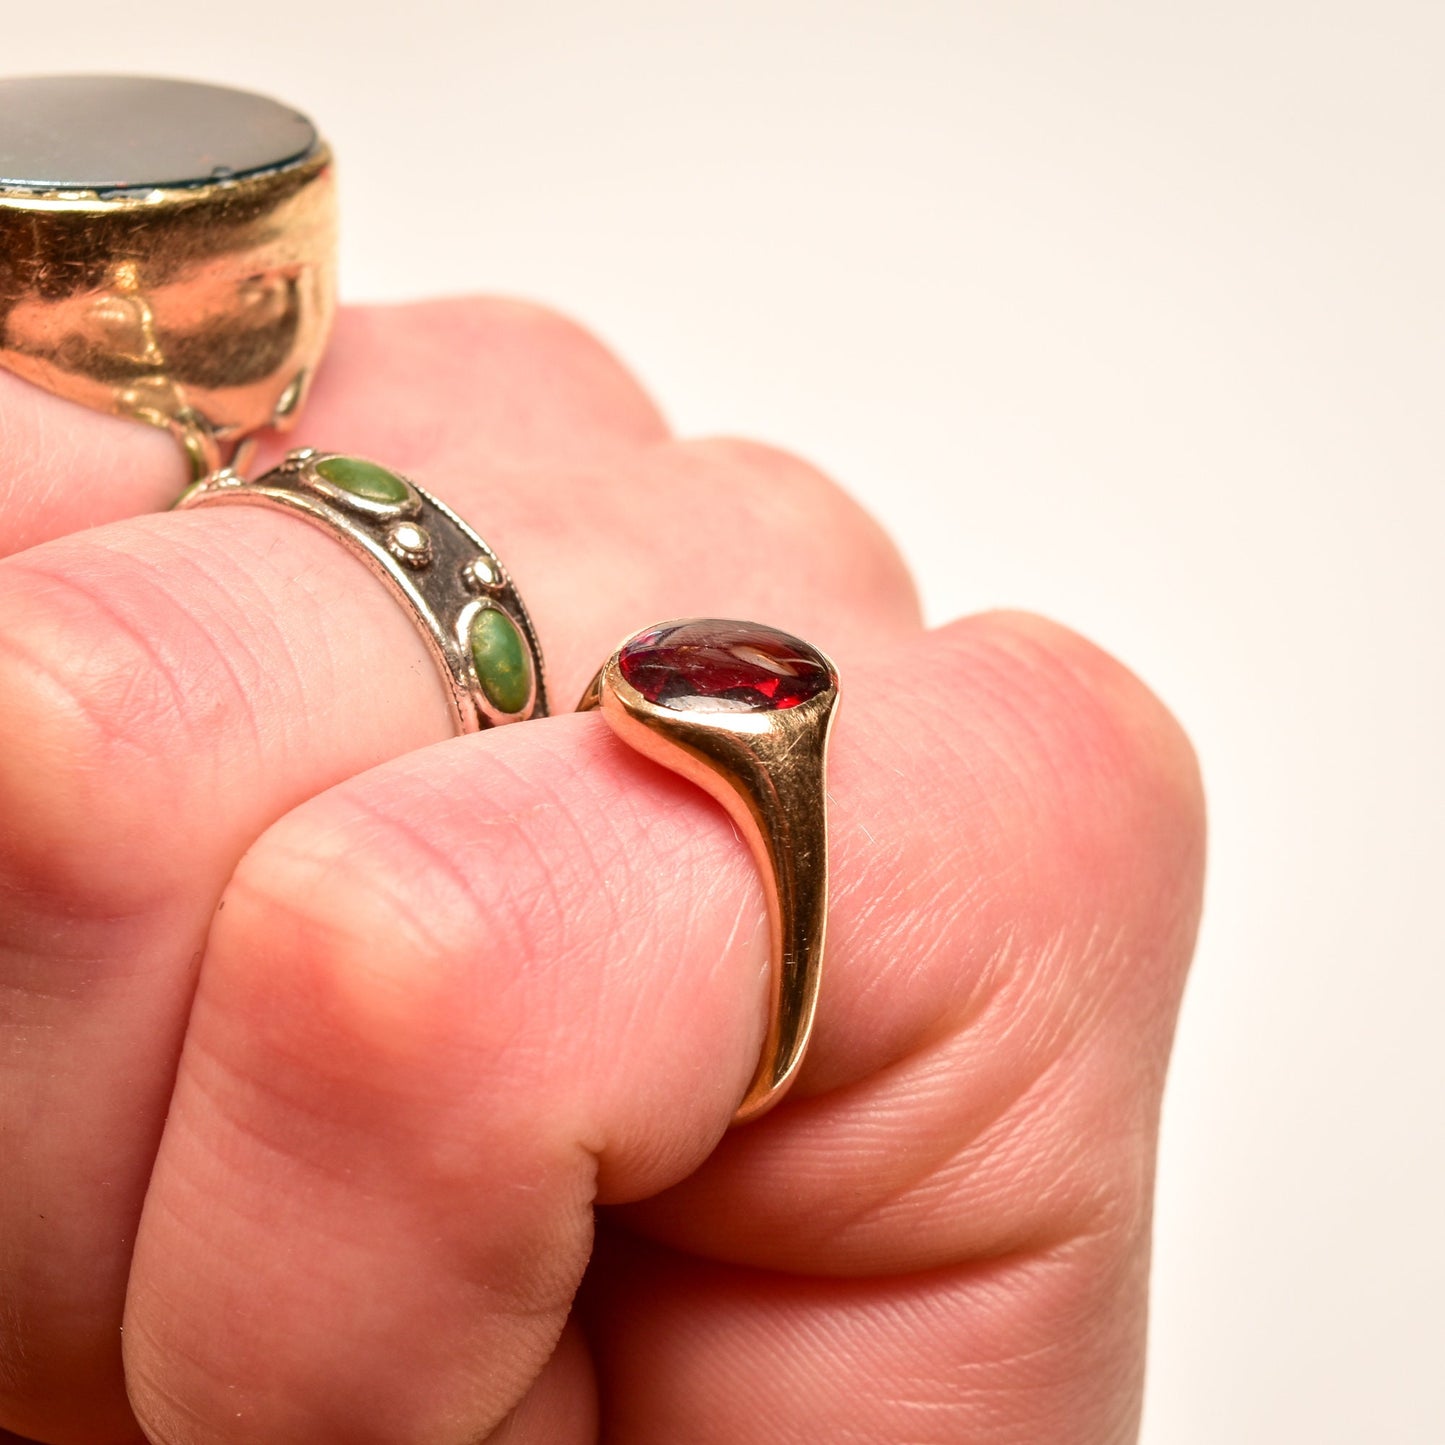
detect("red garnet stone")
[618,619,832,713]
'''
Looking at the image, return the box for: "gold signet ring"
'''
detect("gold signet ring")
[578,619,840,1124]
[0,75,337,479]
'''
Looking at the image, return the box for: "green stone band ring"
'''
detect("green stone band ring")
[176,451,547,731]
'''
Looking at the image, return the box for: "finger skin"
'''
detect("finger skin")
[0,295,669,562]
[582,1227,1151,1445]
[250,299,670,474]
[0,512,441,1444]
[124,616,1202,1444]
[0,430,917,1437]
[0,367,185,560]
[482,1324,597,1445]
[0,291,673,1443]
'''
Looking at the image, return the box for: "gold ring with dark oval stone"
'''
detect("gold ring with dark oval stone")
[0,75,336,479]
[177,452,547,731]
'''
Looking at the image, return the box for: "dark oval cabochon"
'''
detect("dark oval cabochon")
[0,75,318,192]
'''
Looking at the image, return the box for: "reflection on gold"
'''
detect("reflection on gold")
[0,147,337,476]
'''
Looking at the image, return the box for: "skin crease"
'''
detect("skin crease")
[0,300,1204,1445]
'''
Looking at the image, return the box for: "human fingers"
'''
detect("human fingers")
[0,439,918,1442]
[0,365,186,558]
[0,296,667,559]
[122,614,1202,1443]
[0,289,667,1440]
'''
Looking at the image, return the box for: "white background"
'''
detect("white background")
[8,3,1443,1440]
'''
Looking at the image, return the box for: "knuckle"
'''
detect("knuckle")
[673,435,859,535]
[660,436,921,624]
[444,294,600,353]
[964,609,1201,825]
[936,609,1206,924]
[215,777,567,1101]
[382,295,667,447]
[455,295,633,377]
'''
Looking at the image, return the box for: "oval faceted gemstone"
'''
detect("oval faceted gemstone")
[619,619,831,713]
[315,454,411,505]
[470,607,533,717]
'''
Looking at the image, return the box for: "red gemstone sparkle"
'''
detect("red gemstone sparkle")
[618,619,832,713]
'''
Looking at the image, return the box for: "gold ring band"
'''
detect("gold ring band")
[0,77,337,478]
[579,619,840,1124]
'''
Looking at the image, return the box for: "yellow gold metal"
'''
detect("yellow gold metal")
[578,636,839,1125]
[0,147,336,478]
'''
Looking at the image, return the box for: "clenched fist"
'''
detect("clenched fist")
[0,300,1203,1443]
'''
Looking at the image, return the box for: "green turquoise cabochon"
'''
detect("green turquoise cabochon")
[469,608,533,716]
[314,455,412,505]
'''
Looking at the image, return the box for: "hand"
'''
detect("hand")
[0,300,1203,1444]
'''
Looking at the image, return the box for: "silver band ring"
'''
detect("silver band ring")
[176,450,547,731]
